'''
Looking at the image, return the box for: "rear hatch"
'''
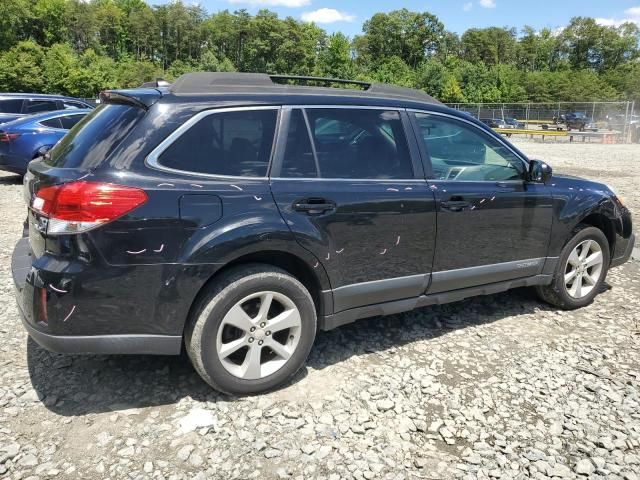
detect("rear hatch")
[24,89,159,257]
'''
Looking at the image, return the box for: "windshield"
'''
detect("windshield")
[45,104,144,169]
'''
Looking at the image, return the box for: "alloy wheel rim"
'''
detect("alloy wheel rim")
[216,291,302,380]
[564,239,603,299]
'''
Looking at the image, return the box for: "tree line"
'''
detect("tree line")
[1,0,639,102]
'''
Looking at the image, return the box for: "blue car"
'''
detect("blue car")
[0,93,94,125]
[0,109,91,175]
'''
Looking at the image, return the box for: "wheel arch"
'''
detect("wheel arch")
[577,212,616,260]
[182,249,332,337]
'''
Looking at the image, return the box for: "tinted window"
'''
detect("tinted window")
[40,118,63,129]
[157,109,277,177]
[26,100,58,113]
[46,104,144,169]
[414,113,524,182]
[60,114,85,129]
[0,99,24,113]
[304,108,413,179]
[280,109,317,178]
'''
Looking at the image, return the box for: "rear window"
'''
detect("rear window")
[0,99,24,113]
[46,105,144,169]
[156,109,278,177]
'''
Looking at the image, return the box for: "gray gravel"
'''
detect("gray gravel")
[0,141,639,480]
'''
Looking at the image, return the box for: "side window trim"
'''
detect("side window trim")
[146,105,281,179]
[270,105,420,181]
[408,109,530,181]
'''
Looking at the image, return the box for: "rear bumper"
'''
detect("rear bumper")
[610,232,635,268]
[12,237,182,355]
[0,153,28,175]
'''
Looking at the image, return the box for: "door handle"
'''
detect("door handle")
[293,198,336,215]
[441,197,470,212]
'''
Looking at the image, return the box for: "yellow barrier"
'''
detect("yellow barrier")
[494,128,568,136]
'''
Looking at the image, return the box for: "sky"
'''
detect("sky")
[153,0,640,36]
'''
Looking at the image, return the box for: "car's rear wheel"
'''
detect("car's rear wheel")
[185,264,316,395]
[536,225,610,309]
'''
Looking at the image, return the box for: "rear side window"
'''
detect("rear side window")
[156,109,278,177]
[26,100,58,113]
[282,108,413,180]
[0,99,24,113]
[40,118,63,129]
[60,114,85,129]
[46,104,144,169]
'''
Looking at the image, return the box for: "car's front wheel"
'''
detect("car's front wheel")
[185,264,317,395]
[536,225,610,309]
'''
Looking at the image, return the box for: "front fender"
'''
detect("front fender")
[548,176,629,257]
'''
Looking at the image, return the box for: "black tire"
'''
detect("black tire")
[185,263,317,395]
[536,225,610,309]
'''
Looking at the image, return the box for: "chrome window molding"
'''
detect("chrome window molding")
[145,105,281,180]
[269,177,426,182]
[407,108,530,171]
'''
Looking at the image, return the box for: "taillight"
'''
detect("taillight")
[0,132,20,142]
[32,181,148,234]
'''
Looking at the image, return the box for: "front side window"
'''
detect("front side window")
[26,100,58,114]
[63,101,88,110]
[281,108,413,179]
[157,109,278,177]
[413,113,524,182]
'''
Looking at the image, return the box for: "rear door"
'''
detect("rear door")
[270,106,437,313]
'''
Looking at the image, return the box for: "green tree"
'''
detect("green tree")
[316,32,353,79]
[460,27,518,66]
[358,9,445,68]
[0,40,46,92]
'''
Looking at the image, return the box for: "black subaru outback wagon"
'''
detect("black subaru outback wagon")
[12,73,634,394]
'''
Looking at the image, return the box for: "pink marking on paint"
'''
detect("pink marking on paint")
[126,249,147,255]
[404,187,413,191]
[254,196,262,201]
[386,188,399,192]
[157,183,174,187]
[153,244,164,253]
[190,184,203,188]
[229,184,243,191]
[63,305,76,322]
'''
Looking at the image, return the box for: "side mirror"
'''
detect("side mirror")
[528,159,552,184]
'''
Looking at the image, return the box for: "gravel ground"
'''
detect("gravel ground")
[0,141,639,480]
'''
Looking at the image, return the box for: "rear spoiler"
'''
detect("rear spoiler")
[99,88,163,109]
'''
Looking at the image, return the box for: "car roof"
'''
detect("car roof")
[167,73,444,107]
[0,93,90,102]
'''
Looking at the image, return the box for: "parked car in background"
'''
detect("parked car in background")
[0,109,91,175]
[607,114,639,142]
[480,118,509,129]
[12,73,634,394]
[0,94,94,125]
[504,117,525,129]
[555,112,598,132]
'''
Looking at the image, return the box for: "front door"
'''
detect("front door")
[410,111,553,293]
[270,107,437,313]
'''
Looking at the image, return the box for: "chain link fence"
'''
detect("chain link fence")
[445,101,639,143]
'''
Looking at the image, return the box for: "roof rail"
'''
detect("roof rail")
[169,72,442,105]
[270,75,371,89]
